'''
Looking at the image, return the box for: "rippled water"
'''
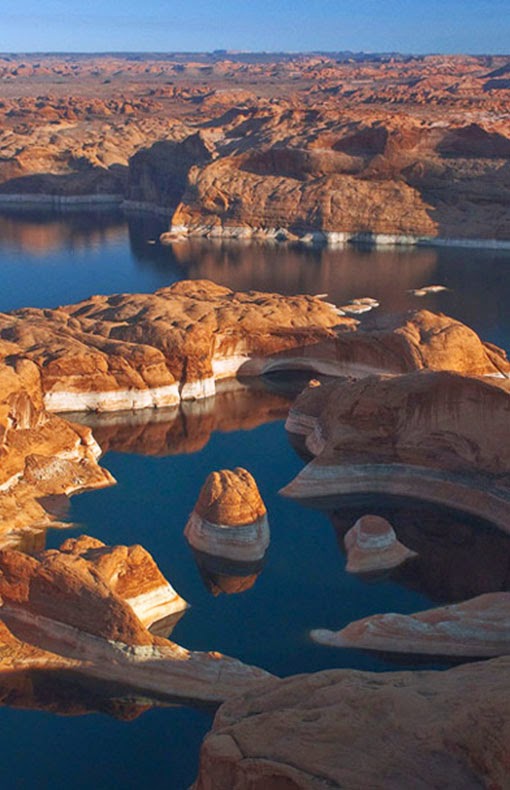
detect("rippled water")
[1,207,510,789]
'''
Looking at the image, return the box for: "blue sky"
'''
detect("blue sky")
[1,0,509,54]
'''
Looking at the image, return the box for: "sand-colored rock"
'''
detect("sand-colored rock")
[0,358,114,544]
[1,284,507,417]
[311,592,510,657]
[0,538,272,703]
[185,468,270,562]
[193,658,510,789]
[282,371,510,532]
[344,515,417,574]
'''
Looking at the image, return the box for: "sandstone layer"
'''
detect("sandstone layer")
[185,468,270,562]
[1,282,507,417]
[311,592,510,658]
[0,537,272,703]
[0,54,509,243]
[0,357,114,547]
[344,514,417,574]
[193,658,510,789]
[282,370,510,531]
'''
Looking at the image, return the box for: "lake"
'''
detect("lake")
[2,207,510,789]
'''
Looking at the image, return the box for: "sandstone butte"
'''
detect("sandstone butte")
[311,592,510,658]
[185,468,270,562]
[0,55,509,244]
[192,657,510,789]
[343,514,417,574]
[282,370,510,532]
[0,535,272,703]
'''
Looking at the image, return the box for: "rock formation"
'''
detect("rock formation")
[193,657,510,789]
[343,515,417,574]
[0,358,114,546]
[0,54,509,242]
[311,592,510,658]
[0,537,272,703]
[1,283,507,417]
[185,468,269,562]
[282,371,510,532]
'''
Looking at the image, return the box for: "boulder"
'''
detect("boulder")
[343,514,417,574]
[185,468,270,562]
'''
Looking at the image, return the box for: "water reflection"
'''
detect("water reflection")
[191,548,265,597]
[0,207,125,256]
[70,381,291,458]
[2,206,510,350]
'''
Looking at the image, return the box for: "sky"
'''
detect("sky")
[1,0,509,54]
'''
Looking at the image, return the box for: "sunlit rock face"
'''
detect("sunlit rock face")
[0,359,114,543]
[0,538,273,703]
[311,593,510,658]
[0,280,351,413]
[185,468,270,562]
[343,515,416,575]
[282,371,510,532]
[1,282,507,418]
[56,536,188,629]
[193,658,510,789]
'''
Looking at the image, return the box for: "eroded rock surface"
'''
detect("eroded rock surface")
[193,658,510,789]
[1,283,506,417]
[0,538,272,703]
[344,515,417,574]
[283,371,510,531]
[185,468,269,562]
[311,592,510,657]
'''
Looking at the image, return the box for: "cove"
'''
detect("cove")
[1,207,510,789]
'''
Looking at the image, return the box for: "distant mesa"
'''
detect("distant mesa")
[185,467,270,562]
[311,592,510,658]
[344,515,417,575]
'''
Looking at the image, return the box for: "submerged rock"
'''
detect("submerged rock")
[185,468,270,562]
[311,592,510,657]
[344,515,417,574]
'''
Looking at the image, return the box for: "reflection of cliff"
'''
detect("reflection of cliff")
[0,670,158,720]
[167,238,439,312]
[0,209,125,256]
[331,502,510,604]
[191,549,265,597]
[71,383,291,457]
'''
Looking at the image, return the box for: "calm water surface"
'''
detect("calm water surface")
[1,208,510,789]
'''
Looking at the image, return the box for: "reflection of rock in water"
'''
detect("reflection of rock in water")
[0,208,125,256]
[0,670,157,720]
[330,499,510,603]
[70,381,291,457]
[166,237,439,312]
[191,548,266,597]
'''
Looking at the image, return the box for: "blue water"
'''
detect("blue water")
[1,208,510,789]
